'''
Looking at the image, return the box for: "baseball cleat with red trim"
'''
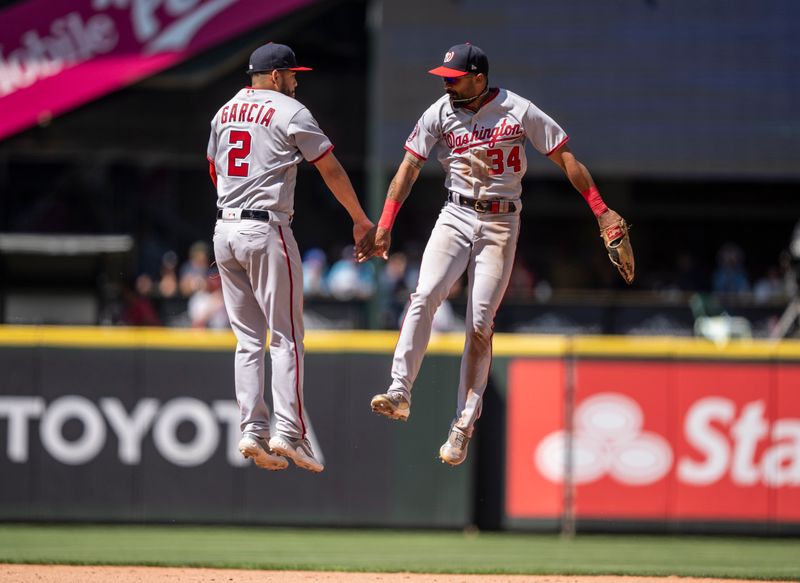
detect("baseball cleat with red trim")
[238,433,289,471]
[370,391,410,421]
[269,434,324,473]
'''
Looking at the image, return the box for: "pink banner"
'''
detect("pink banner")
[0,0,317,141]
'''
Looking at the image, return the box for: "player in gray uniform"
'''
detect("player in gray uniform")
[208,43,374,472]
[364,43,629,465]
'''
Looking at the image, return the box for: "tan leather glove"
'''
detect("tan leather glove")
[598,209,635,285]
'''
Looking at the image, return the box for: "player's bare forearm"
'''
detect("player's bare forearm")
[386,152,423,204]
[549,144,632,281]
[549,144,619,224]
[356,152,424,261]
[315,153,375,261]
[565,159,593,193]
[554,150,634,283]
[549,145,594,194]
[314,152,371,226]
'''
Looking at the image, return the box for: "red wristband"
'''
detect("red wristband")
[580,186,608,218]
[378,198,402,230]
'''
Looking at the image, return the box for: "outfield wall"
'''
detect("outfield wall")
[0,327,798,533]
[0,328,472,528]
[505,338,800,534]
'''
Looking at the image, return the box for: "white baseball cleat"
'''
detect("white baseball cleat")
[238,433,289,471]
[269,434,324,473]
[370,391,410,421]
[439,427,470,466]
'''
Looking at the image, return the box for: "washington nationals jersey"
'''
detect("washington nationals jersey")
[207,87,333,214]
[404,88,568,201]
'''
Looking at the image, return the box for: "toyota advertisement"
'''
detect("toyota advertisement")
[506,359,800,526]
[0,341,472,527]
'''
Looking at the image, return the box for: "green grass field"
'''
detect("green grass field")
[0,525,798,580]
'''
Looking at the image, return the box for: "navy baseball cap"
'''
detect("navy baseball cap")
[247,43,312,74]
[429,43,488,77]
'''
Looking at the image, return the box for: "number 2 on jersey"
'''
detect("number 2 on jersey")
[486,145,521,174]
[227,130,251,177]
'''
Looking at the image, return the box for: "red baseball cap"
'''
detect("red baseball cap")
[429,43,489,77]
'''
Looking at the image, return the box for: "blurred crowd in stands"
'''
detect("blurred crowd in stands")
[118,240,228,329]
[116,229,800,336]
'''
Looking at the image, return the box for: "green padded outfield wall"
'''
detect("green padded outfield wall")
[0,328,473,527]
[2,327,799,533]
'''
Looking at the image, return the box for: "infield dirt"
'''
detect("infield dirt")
[1,565,794,583]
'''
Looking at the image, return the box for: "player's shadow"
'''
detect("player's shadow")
[472,374,504,531]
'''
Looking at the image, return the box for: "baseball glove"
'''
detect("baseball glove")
[600,218,635,284]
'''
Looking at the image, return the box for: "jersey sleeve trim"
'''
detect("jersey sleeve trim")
[403,145,427,161]
[546,135,570,157]
[308,144,334,163]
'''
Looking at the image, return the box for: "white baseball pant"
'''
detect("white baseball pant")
[213,213,307,441]
[389,202,520,436]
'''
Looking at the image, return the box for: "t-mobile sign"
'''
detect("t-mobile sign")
[0,0,316,141]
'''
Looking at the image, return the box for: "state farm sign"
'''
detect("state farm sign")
[534,393,674,486]
[680,397,800,487]
[506,360,800,524]
[534,394,799,488]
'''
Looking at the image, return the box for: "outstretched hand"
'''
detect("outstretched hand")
[354,222,376,263]
[371,226,391,261]
[354,224,391,263]
[353,222,392,263]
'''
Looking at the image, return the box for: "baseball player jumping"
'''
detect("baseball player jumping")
[361,43,634,466]
[207,43,375,473]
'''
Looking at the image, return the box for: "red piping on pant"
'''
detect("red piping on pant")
[278,225,306,438]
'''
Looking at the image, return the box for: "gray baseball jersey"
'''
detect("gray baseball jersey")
[207,87,332,214]
[390,88,567,437]
[207,86,332,444]
[405,88,568,203]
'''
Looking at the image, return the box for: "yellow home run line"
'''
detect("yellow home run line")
[0,326,800,359]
